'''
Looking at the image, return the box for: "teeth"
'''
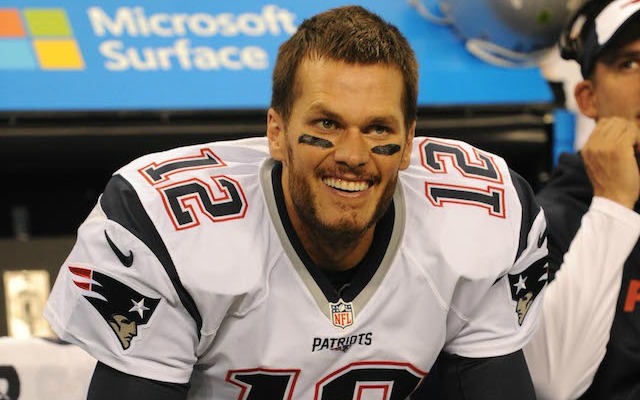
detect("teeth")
[323,177,369,192]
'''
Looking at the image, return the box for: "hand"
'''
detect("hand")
[581,117,640,209]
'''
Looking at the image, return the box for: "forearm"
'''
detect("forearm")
[88,362,190,400]
[436,350,535,399]
[524,197,640,399]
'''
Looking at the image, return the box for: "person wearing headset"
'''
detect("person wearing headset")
[522,1,640,399]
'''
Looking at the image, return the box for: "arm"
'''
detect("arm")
[44,175,200,395]
[436,350,535,399]
[88,362,189,400]
[525,199,640,399]
[524,117,640,399]
[418,169,547,400]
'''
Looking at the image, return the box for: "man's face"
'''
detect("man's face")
[268,58,414,244]
[581,37,640,125]
[516,292,534,325]
[109,314,138,349]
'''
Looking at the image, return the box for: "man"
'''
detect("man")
[522,1,640,398]
[44,6,547,399]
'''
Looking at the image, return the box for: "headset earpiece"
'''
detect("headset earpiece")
[558,0,598,62]
[559,28,579,60]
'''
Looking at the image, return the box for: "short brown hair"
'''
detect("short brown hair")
[270,5,419,129]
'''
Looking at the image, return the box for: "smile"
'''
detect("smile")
[322,177,371,192]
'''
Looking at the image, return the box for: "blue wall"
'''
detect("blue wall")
[0,0,553,111]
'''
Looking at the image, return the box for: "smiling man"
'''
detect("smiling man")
[268,57,412,271]
[44,6,547,399]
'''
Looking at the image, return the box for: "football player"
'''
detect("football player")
[45,5,548,399]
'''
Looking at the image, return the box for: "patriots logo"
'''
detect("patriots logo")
[69,266,160,350]
[508,257,548,325]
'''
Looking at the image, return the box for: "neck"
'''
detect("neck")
[271,161,379,271]
[292,218,376,271]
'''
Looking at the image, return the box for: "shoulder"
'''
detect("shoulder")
[103,136,269,217]
[100,136,270,252]
[405,136,514,199]
[404,136,536,223]
[115,136,270,183]
[98,136,276,302]
[400,137,545,279]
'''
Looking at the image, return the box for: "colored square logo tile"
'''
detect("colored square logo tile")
[24,8,72,37]
[33,39,84,69]
[0,39,36,69]
[0,9,26,37]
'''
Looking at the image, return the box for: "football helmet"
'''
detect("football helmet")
[422,0,585,67]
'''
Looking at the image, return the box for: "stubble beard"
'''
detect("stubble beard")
[288,166,396,252]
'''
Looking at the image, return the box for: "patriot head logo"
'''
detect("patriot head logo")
[508,257,548,325]
[69,266,160,350]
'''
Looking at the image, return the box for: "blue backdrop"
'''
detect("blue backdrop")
[0,0,553,111]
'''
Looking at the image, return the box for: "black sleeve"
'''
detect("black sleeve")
[87,362,190,400]
[535,152,592,281]
[411,350,535,399]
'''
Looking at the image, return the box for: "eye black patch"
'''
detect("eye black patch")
[371,144,401,155]
[299,134,334,148]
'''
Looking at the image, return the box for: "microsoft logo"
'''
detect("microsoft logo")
[0,8,84,70]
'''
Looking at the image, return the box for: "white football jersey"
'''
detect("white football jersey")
[44,136,548,399]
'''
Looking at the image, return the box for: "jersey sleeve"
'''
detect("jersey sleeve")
[44,174,200,384]
[88,362,189,400]
[433,350,535,399]
[443,169,549,358]
[524,197,640,399]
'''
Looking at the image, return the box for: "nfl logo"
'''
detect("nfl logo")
[330,299,354,329]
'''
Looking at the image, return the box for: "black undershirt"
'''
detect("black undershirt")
[271,161,394,302]
[323,264,360,298]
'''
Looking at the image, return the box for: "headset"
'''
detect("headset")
[558,0,609,62]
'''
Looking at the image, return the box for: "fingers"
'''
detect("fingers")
[581,117,640,209]
[584,118,637,150]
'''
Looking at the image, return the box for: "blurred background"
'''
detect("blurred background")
[0,0,585,396]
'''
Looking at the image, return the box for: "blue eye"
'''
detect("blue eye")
[370,125,390,135]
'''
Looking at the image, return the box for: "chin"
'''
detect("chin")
[331,216,377,236]
[323,208,372,229]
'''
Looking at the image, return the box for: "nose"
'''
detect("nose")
[333,129,369,167]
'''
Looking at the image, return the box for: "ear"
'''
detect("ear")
[574,80,598,119]
[399,120,416,170]
[267,108,286,161]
